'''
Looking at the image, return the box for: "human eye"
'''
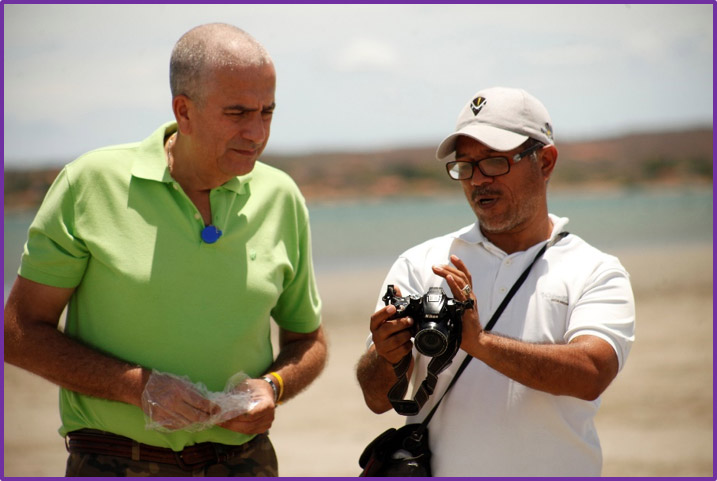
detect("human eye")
[447,161,473,180]
[225,109,247,117]
[479,157,510,175]
[261,104,275,119]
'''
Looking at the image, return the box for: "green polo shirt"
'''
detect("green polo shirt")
[19,122,322,450]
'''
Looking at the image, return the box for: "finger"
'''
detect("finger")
[444,273,467,300]
[158,385,218,423]
[157,375,218,415]
[374,337,413,365]
[369,304,398,331]
[374,326,413,353]
[219,403,275,434]
[432,264,467,286]
[220,417,273,435]
[173,399,215,424]
[384,341,414,365]
[183,386,221,415]
[373,315,414,340]
[151,394,212,423]
[245,404,275,422]
[451,255,473,297]
[450,255,473,285]
[185,392,219,415]
[371,286,406,329]
[371,308,417,337]
[150,404,196,430]
[434,264,473,301]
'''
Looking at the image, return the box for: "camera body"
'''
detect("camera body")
[382,285,473,357]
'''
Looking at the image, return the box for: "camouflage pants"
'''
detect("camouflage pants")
[65,432,278,477]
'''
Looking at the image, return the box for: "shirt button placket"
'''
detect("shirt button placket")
[497,257,512,297]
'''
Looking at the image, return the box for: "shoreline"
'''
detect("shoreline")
[4,182,712,214]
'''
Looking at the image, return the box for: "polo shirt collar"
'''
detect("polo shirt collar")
[453,214,570,255]
[131,121,252,195]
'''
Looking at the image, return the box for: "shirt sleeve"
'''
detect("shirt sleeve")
[19,167,90,288]
[270,203,322,333]
[565,265,636,370]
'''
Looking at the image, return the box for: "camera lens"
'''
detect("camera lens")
[414,328,448,357]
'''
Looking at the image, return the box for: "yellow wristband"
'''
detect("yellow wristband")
[269,371,284,402]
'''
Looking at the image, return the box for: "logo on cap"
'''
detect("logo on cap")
[470,96,487,116]
[541,122,554,141]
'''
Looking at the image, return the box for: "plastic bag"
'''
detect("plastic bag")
[142,370,258,432]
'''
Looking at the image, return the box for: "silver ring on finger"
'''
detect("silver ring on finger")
[461,284,472,297]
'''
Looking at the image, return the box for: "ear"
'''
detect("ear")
[172,95,193,135]
[539,145,558,180]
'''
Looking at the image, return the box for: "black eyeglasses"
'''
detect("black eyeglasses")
[445,142,545,180]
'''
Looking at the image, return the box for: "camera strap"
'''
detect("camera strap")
[388,231,569,417]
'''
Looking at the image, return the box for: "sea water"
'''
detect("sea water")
[4,188,713,299]
[308,188,714,272]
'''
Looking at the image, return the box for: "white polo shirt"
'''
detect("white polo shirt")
[374,214,635,477]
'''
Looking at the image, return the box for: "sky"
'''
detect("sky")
[3,3,714,167]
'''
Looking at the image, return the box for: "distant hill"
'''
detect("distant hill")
[263,126,713,200]
[4,127,713,210]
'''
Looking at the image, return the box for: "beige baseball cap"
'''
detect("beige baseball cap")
[436,87,554,160]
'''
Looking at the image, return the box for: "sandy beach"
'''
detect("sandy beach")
[3,243,713,477]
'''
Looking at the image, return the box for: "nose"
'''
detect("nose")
[469,164,494,187]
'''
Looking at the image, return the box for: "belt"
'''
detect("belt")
[66,429,255,471]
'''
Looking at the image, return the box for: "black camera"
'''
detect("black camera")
[382,285,473,357]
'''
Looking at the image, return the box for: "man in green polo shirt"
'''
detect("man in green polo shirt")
[4,23,326,477]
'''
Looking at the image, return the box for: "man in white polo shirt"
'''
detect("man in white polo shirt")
[356,87,635,476]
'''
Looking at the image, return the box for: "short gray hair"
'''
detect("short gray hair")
[169,23,272,103]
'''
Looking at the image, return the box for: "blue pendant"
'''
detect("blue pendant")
[201,225,222,244]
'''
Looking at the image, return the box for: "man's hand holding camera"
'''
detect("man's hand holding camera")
[370,254,481,366]
[362,255,481,414]
[432,254,483,356]
[370,291,415,366]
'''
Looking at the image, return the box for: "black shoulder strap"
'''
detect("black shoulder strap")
[408,231,569,426]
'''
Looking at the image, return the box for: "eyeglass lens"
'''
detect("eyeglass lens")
[446,157,510,180]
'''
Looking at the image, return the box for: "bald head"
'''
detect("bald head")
[169,23,273,104]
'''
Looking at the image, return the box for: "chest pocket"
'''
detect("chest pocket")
[519,276,571,343]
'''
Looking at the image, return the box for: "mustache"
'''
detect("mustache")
[470,187,501,201]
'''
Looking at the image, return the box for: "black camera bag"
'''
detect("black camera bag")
[359,423,431,477]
